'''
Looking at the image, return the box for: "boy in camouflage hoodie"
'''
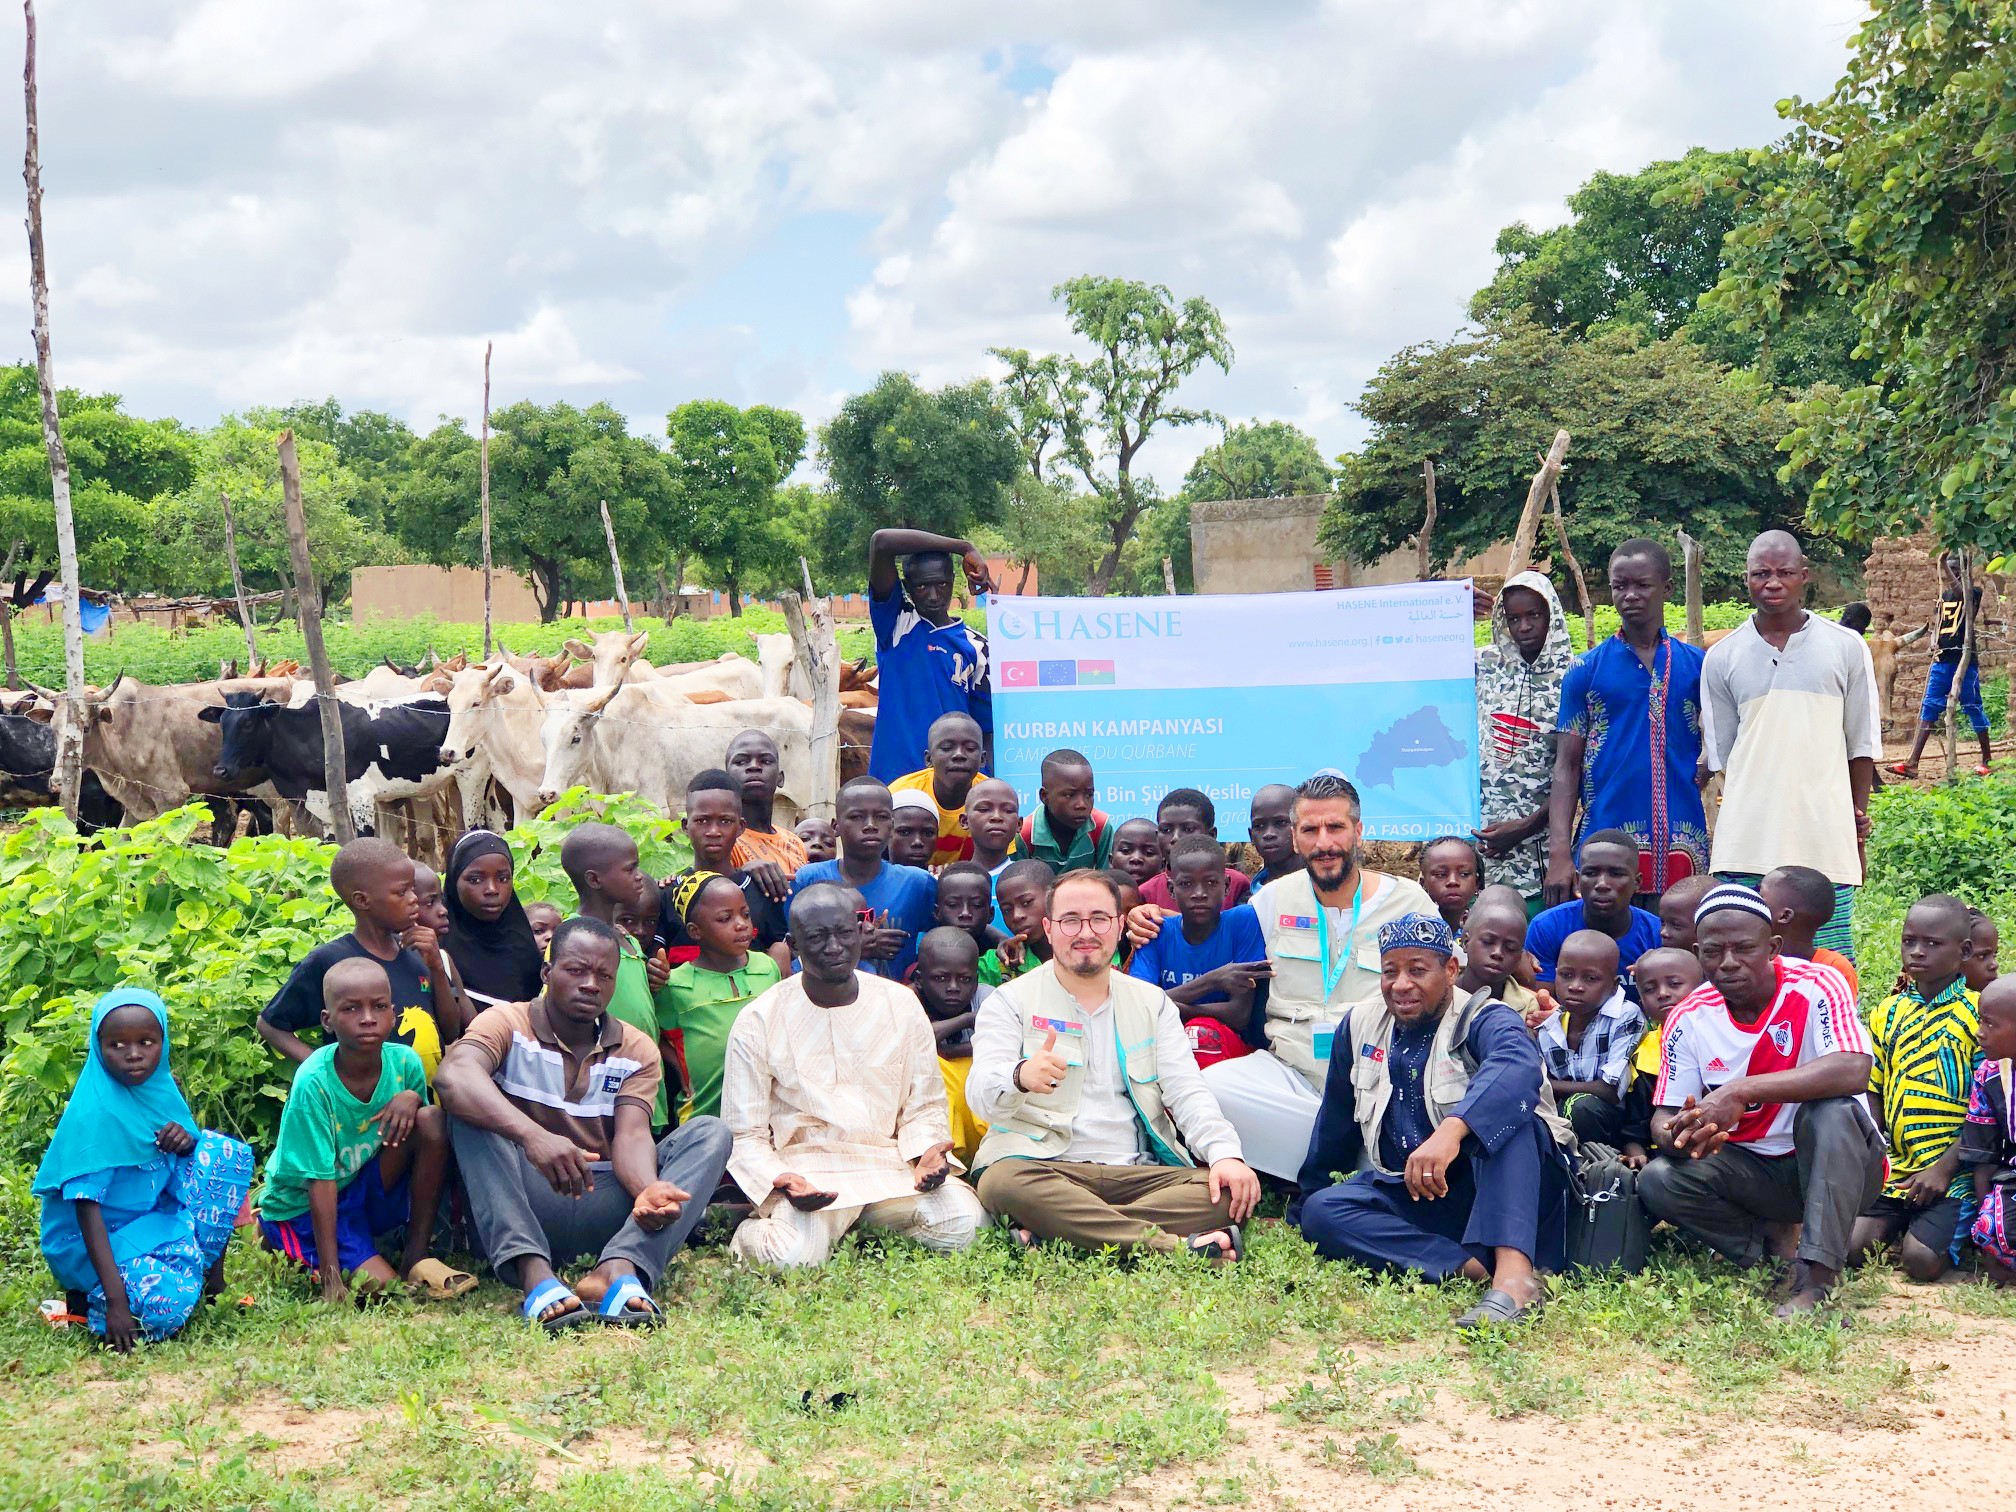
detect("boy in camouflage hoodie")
[1473,572,1574,913]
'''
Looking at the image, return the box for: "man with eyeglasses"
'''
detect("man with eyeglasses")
[967,870,1262,1260]
[1701,530,1880,964]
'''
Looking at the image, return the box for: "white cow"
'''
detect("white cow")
[438,661,552,826]
[535,680,815,825]
[565,629,655,686]
[658,653,762,701]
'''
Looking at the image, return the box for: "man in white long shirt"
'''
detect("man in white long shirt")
[721,884,985,1268]
[969,869,1262,1259]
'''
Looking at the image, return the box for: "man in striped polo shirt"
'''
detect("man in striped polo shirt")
[436,917,732,1330]
[1640,884,1883,1320]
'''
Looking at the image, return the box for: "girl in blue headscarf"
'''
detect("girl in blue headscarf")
[34,988,254,1352]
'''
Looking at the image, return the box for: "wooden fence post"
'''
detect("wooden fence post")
[277,429,355,843]
[1677,526,1704,647]
[480,341,493,659]
[0,538,20,691]
[1503,430,1571,579]
[1549,481,1595,651]
[21,0,85,820]
[781,572,838,819]
[598,498,633,630]
[1417,459,1438,580]
[219,487,258,667]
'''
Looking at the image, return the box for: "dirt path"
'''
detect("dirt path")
[1101,1306,2016,1512]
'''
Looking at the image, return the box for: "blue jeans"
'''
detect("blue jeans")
[1921,657,1988,733]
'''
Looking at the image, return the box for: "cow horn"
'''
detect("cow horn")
[563,638,593,660]
[584,680,621,714]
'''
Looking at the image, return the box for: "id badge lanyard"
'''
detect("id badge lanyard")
[1314,883,1364,1000]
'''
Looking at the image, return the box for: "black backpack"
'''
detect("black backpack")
[1567,1143,1652,1275]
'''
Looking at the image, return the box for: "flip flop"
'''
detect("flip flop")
[1976,764,1994,777]
[595,1273,664,1328]
[1187,1223,1244,1262]
[521,1277,591,1333]
[404,1257,478,1301]
[1885,762,1917,777]
[1455,1287,1542,1331]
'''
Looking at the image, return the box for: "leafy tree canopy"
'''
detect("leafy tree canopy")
[664,398,807,615]
[1709,0,2016,553]
[816,371,1019,570]
[393,400,671,621]
[1474,149,1867,392]
[1323,314,1823,598]
[1182,419,1331,503]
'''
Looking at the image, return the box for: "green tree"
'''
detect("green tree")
[1182,419,1332,502]
[393,400,672,621]
[664,399,806,616]
[1474,149,1867,391]
[997,277,1232,596]
[1710,0,2016,552]
[0,365,195,597]
[274,398,418,532]
[1323,315,1819,599]
[816,372,1020,575]
[149,414,393,599]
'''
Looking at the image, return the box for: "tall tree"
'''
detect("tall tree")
[1474,148,1867,392]
[664,398,806,616]
[1711,0,2016,551]
[1324,314,1819,599]
[1182,419,1332,502]
[997,277,1232,596]
[275,398,417,531]
[817,371,1019,573]
[394,400,670,620]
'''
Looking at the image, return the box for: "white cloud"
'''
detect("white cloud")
[0,0,1864,490]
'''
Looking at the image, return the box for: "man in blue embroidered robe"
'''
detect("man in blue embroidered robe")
[1294,912,1573,1329]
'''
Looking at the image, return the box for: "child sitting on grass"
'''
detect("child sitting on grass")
[36,988,256,1352]
[257,958,469,1305]
[1961,976,2016,1285]
[1619,947,1704,1169]
[1419,835,1483,932]
[913,925,992,1165]
[1534,928,1646,1148]
[659,872,783,1122]
[1849,893,1980,1282]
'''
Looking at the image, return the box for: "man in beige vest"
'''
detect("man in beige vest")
[1294,912,1573,1329]
[968,870,1262,1259]
[1197,773,1434,1179]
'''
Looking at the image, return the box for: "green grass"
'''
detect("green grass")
[0,1210,1988,1511]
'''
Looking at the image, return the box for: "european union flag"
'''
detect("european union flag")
[1038,660,1077,686]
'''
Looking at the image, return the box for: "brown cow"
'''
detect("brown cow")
[53,674,296,842]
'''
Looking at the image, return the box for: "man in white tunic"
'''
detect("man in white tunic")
[722,883,984,1267]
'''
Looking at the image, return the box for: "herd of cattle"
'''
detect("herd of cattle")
[0,629,880,857]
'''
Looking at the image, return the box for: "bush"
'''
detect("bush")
[8,610,885,687]
[0,793,691,1163]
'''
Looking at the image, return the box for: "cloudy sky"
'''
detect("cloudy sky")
[0,0,1866,484]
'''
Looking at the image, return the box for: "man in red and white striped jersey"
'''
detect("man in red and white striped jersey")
[1640,883,1884,1320]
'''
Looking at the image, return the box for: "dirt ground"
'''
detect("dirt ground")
[1099,1301,2016,1512]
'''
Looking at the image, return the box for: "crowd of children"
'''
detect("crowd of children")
[33,711,2016,1348]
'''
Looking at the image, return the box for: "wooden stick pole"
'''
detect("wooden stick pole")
[1677,525,1704,646]
[1503,429,1571,579]
[21,1,83,818]
[0,538,19,691]
[598,497,632,630]
[1417,458,1438,580]
[277,429,354,843]
[480,341,493,659]
[780,585,838,818]
[1161,556,1176,595]
[1548,481,1596,651]
[219,486,258,666]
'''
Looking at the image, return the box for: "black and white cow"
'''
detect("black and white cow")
[0,711,125,830]
[200,691,451,842]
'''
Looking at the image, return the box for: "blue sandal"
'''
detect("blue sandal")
[521,1277,591,1333]
[595,1273,664,1328]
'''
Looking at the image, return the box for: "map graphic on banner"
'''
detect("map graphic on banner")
[986,582,1481,839]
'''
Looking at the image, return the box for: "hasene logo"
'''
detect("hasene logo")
[994,607,1183,642]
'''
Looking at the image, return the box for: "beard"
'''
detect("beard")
[1062,947,1108,979]
[1306,847,1358,891]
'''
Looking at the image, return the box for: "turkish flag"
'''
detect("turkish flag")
[1002,661,1037,687]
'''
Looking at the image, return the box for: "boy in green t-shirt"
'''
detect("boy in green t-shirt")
[257,958,466,1305]
[978,859,1054,985]
[660,872,783,1120]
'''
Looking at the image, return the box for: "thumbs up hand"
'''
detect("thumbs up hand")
[1015,1027,1070,1095]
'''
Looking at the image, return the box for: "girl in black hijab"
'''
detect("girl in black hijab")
[443,830,545,1009]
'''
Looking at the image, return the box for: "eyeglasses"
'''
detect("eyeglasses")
[1050,911,1117,935]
